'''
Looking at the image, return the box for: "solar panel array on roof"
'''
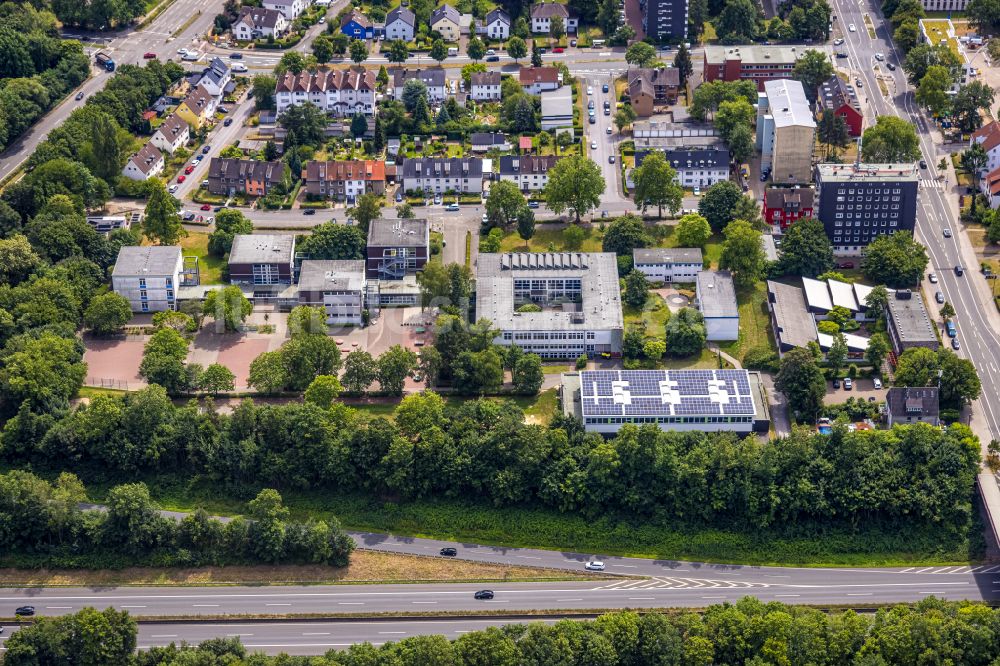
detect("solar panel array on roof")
[579,369,756,418]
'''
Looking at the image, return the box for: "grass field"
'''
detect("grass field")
[0,550,593,586]
[624,292,671,340]
[180,232,225,284]
[720,281,777,361]
[500,226,605,252]
[118,480,983,567]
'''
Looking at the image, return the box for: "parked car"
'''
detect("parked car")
[836,53,849,59]
[75,91,85,100]
[486,49,495,56]
[873,377,882,389]
[223,118,233,126]
[485,55,499,62]
[445,203,460,211]
[303,209,316,215]
[570,39,577,46]
[217,107,229,114]
[528,200,540,209]
[15,606,35,616]
[202,145,212,154]
[886,62,896,71]
[474,590,494,600]
[168,184,179,193]
[606,127,612,134]
[184,166,194,174]
[844,377,853,390]
[590,140,597,149]
[587,86,593,95]
[553,47,564,53]
[585,561,606,571]
[936,291,945,303]
[874,52,884,61]
[929,273,937,283]
[833,378,841,389]
[201,204,212,211]
[952,338,961,350]
[433,194,442,204]
[440,547,457,556]
[177,175,186,183]
[834,38,844,45]
[836,261,854,269]
[143,52,157,59]
[609,155,615,164]
[395,192,403,202]
[318,16,325,23]
[232,64,248,73]
[229,52,243,59]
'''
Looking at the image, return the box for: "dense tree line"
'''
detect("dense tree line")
[11,598,1000,665]
[0,3,90,153]
[44,0,147,29]
[0,469,354,569]
[0,384,980,533]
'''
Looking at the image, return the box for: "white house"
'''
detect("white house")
[479,8,510,39]
[971,120,1000,176]
[297,260,367,325]
[393,68,447,103]
[530,2,578,33]
[112,245,183,313]
[121,143,164,181]
[633,248,704,282]
[499,155,560,191]
[540,87,573,135]
[384,6,416,41]
[663,147,732,188]
[233,6,288,40]
[263,0,309,20]
[197,57,232,97]
[696,270,739,341]
[470,71,502,101]
[150,113,189,154]
[275,69,378,116]
[400,157,485,194]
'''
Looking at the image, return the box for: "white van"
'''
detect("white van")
[448,47,458,56]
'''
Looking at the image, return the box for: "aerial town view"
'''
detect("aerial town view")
[6,0,1000,659]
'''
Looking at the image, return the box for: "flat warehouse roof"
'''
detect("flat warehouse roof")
[578,369,757,419]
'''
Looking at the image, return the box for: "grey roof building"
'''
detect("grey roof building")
[112,246,183,278]
[767,280,815,353]
[366,218,430,279]
[886,290,938,354]
[633,248,704,264]
[477,252,623,358]
[399,157,485,193]
[228,234,296,287]
[696,271,739,341]
[886,387,940,427]
[112,246,183,312]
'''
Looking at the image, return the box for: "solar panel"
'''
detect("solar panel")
[580,369,757,420]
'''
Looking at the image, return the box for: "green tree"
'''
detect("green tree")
[632,151,683,218]
[274,51,307,75]
[468,36,486,61]
[614,105,637,134]
[453,348,505,395]
[861,115,922,162]
[939,349,982,407]
[142,181,183,245]
[953,81,995,133]
[252,74,277,111]
[397,202,415,219]
[203,286,252,333]
[602,214,649,255]
[304,374,342,408]
[248,350,288,394]
[280,334,342,391]
[341,349,377,394]
[512,354,544,395]
[517,208,536,247]
[623,270,649,308]
[199,363,235,395]
[0,333,86,409]
[827,332,848,377]
[776,346,826,422]
[861,230,929,287]
[508,36,528,62]
[817,109,850,157]
[331,32,350,56]
[903,43,961,85]
[312,34,334,63]
[866,331,890,370]
[138,327,192,394]
[564,224,585,250]
[347,192,383,233]
[429,38,448,63]
[288,305,328,337]
[940,301,956,320]
[865,284,890,320]
[351,113,368,139]
[550,15,565,40]
[377,344,418,395]
[625,42,657,67]
[401,78,429,113]
[894,346,940,386]
[720,220,765,288]
[298,222,366,259]
[698,180,744,233]
[715,0,760,43]
[915,65,953,116]
[350,39,369,64]
[791,49,834,101]
[485,180,529,230]
[676,213,712,248]
[778,218,834,277]
[0,234,42,285]
[664,307,706,357]
[968,0,1000,32]
[84,292,132,335]
[208,208,253,257]
[544,155,605,222]
[674,44,693,89]
[280,102,327,148]
[531,39,543,67]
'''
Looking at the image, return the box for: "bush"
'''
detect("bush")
[940,408,962,423]
[575,354,588,369]
[743,345,780,372]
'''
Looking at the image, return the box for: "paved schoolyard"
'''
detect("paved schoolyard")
[82,337,147,389]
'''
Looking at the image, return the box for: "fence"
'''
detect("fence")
[85,377,131,390]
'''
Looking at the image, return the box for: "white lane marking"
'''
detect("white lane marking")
[265,603,291,606]
[629,597,655,600]
[303,632,330,635]
[518,556,542,560]
[847,593,873,596]
[775,594,800,598]
[149,634,178,638]
[121,605,147,608]
[764,575,790,578]
[192,604,220,607]
[412,601,437,604]
[611,564,637,568]
[701,595,726,599]
[227,633,253,637]
[379,631,406,635]
[46,606,72,609]
[558,598,584,602]
[484,600,509,603]
[337,602,364,605]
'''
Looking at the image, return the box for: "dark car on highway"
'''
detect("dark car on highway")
[15,606,35,616]
[440,547,457,556]
[474,590,494,600]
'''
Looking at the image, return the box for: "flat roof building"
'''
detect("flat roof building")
[886,290,938,354]
[757,79,816,184]
[696,270,739,341]
[632,248,703,283]
[477,252,623,359]
[561,369,770,435]
[229,234,295,287]
[112,245,183,313]
[767,280,816,354]
[297,260,370,326]
[703,45,833,90]
[366,218,430,280]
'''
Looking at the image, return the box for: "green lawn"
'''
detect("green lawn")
[501,226,605,252]
[719,281,776,362]
[180,232,224,284]
[624,292,671,340]
[661,348,731,369]
[348,390,560,426]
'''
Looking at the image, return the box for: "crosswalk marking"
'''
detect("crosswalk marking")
[899,565,1000,574]
[920,179,943,189]
[595,577,768,590]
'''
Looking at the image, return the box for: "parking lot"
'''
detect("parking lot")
[823,376,888,405]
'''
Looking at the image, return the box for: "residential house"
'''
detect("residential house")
[971,120,1000,176]
[519,66,560,94]
[499,155,560,191]
[763,186,815,230]
[207,158,286,196]
[228,234,295,285]
[430,4,461,41]
[297,260,368,325]
[756,79,816,184]
[703,45,833,91]
[540,87,573,135]
[982,164,1000,208]
[198,57,232,97]
[150,113,189,154]
[303,160,386,201]
[477,252,623,358]
[886,387,940,427]
[814,162,919,254]
[340,9,374,39]
[632,248,703,282]
[562,369,770,435]
[816,75,863,136]
[393,68,447,103]
[470,71,502,101]
[121,142,164,181]
[384,6,416,41]
[530,2,578,33]
[112,245,183,313]
[275,69,377,116]
[366,218,430,279]
[479,8,510,39]
[696,270,739,340]
[644,0,688,41]
[263,0,308,20]
[662,147,730,188]
[471,132,510,152]
[400,157,485,193]
[233,6,288,39]
[627,67,680,116]
[175,87,217,128]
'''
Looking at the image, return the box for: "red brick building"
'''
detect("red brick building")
[703,45,833,91]
[816,75,863,137]
[763,187,815,230]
